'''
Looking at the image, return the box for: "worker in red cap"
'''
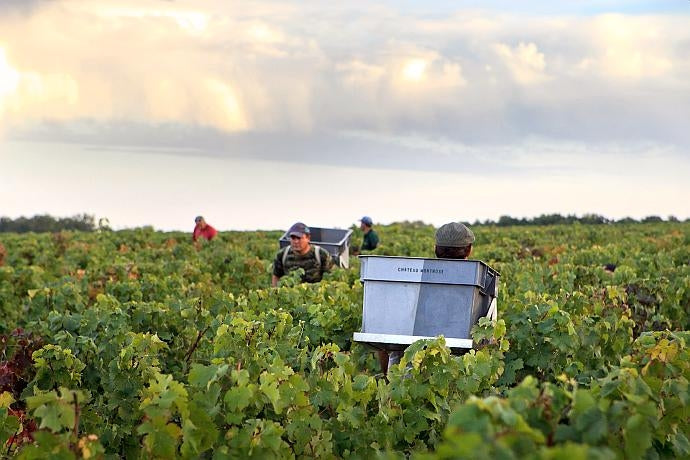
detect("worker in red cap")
[272,222,333,287]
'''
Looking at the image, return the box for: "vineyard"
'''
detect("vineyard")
[0,222,688,459]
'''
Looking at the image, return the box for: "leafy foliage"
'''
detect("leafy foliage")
[0,222,687,457]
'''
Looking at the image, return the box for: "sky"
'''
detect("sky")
[1,0,689,231]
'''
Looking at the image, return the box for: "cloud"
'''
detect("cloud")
[0,48,20,100]
[95,5,211,34]
[337,60,385,86]
[0,2,689,152]
[571,14,674,80]
[11,118,687,187]
[0,0,45,16]
[493,42,549,85]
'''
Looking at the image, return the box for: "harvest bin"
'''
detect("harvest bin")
[353,256,499,351]
[279,227,353,268]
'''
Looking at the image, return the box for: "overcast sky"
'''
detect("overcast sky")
[1,1,688,230]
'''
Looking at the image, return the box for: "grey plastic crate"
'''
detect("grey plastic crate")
[279,227,353,268]
[353,256,499,350]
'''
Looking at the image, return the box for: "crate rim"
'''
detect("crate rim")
[358,255,500,276]
[278,227,353,247]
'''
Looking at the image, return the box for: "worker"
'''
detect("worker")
[192,216,218,242]
[433,222,474,259]
[360,216,379,251]
[378,221,475,375]
[272,222,333,287]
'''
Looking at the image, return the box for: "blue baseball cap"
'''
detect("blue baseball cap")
[288,222,310,237]
[360,216,373,226]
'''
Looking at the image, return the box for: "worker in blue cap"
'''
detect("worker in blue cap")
[360,216,379,251]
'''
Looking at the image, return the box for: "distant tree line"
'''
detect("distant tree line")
[0,213,686,234]
[0,214,97,233]
[472,213,685,227]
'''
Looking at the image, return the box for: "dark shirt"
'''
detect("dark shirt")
[273,245,333,283]
[362,229,379,251]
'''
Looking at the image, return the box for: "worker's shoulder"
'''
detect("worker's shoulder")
[313,244,331,257]
[365,230,379,242]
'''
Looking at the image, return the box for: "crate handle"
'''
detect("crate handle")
[481,270,497,298]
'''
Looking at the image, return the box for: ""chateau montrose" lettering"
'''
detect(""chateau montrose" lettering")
[396,266,444,274]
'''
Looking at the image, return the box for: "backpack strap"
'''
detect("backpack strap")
[281,246,291,267]
[312,245,321,266]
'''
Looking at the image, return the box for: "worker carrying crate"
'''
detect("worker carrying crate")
[279,225,353,269]
[353,222,499,372]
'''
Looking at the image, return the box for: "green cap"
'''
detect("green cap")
[435,222,475,247]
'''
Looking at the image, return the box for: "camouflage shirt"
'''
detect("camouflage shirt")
[273,245,333,283]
